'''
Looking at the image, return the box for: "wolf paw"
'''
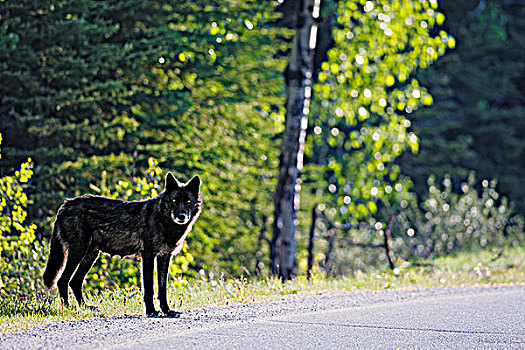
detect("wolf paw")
[163,310,181,318]
[146,310,162,318]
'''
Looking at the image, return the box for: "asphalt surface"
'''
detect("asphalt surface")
[1,284,524,349]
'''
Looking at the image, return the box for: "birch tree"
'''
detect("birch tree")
[272,0,321,280]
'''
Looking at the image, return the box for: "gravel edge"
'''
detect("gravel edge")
[1,284,523,350]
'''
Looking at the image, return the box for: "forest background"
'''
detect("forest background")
[0,0,523,298]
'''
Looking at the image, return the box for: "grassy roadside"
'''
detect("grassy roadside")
[1,245,523,334]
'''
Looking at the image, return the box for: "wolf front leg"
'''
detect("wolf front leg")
[141,253,160,317]
[157,253,180,318]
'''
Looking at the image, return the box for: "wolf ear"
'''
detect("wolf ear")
[165,172,181,191]
[186,175,201,195]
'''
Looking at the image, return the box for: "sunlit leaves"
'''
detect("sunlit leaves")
[306,0,450,222]
[0,133,37,253]
[85,157,194,290]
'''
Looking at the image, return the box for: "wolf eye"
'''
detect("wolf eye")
[187,200,191,204]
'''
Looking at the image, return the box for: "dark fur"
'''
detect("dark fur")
[43,173,202,317]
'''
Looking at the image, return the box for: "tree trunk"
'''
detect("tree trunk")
[384,215,396,270]
[323,232,336,276]
[254,214,268,276]
[271,0,320,280]
[307,204,317,279]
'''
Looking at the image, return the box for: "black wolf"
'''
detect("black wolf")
[43,173,202,317]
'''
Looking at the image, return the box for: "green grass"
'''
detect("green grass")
[1,245,523,334]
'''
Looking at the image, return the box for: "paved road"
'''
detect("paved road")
[2,285,524,349]
[121,288,525,350]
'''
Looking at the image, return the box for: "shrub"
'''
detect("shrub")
[0,132,45,307]
[0,240,50,314]
[0,142,194,306]
[84,157,195,291]
[394,173,523,259]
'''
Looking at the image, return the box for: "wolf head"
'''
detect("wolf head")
[162,173,202,225]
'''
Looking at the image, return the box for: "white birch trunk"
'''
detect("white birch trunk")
[272,0,320,280]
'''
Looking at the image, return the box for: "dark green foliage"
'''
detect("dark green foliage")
[1,0,146,218]
[0,0,288,275]
[401,0,525,215]
[0,0,522,284]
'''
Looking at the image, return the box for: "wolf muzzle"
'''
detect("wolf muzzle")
[171,212,190,225]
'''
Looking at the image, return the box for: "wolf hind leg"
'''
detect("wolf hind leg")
[56,244,90,307]
[43,228,68,290]
[70,249,100,307]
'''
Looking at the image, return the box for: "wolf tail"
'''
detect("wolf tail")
[43,225,68,291]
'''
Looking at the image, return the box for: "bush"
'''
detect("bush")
[0,144,195,306]
[0,241,49,300]
[394,173,523,259]
[309,172,523,276]
[84,157,195,291]
[0,132,46,308]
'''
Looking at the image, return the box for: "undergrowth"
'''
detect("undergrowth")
[1,245,523,334]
